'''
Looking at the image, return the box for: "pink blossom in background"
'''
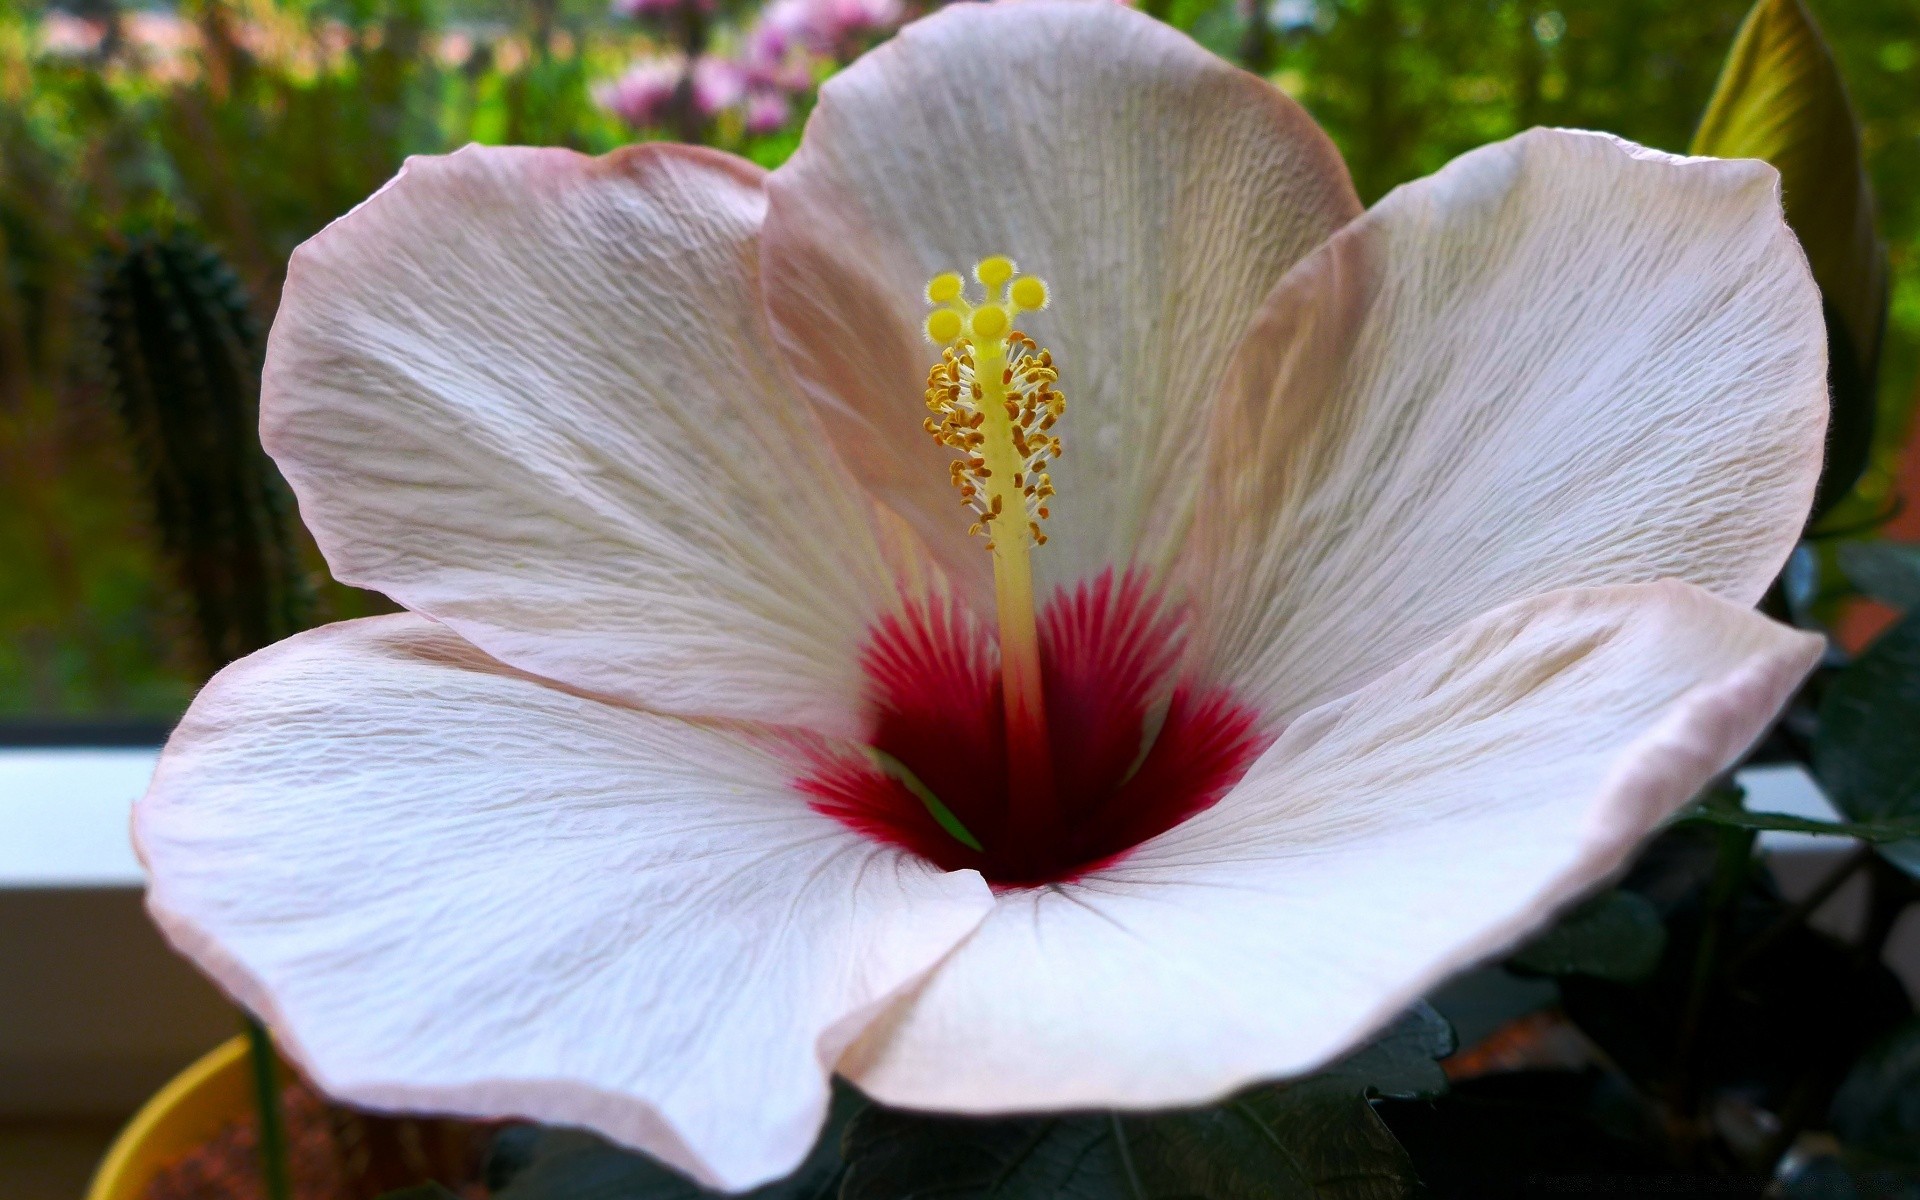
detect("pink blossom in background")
[39,12,106,55]
[692,54,749,115]
[602,0,909,135]
[743,89,792,134]
[749,0,901,61]
[740,12,814,92]
[610,0,714,19]
[593,56,682,127]
[596,54,753,129]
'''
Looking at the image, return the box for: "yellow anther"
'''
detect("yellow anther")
[976,256,1015,292]
[926,272,965,304]
[1009,276,1048,311]
[970,305,1009,341]
[925,308,964,344]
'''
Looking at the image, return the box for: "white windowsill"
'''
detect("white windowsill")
[2,747,159,888]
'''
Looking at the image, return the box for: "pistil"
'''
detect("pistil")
[922,257,1065,848]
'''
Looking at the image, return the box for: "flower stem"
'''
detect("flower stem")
[245,1016,290,1200]
[1670,784,1754,1138]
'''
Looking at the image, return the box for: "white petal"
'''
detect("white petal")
[1180,129,1827,721]
[842,582,1820,1110]
[136,616,992,1190]
[264,143,922,738]
[762,0,1360,600]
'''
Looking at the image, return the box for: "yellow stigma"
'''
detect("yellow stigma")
[970,304,1009,341]
[925,308,964,343]
[926,272,964,304]
[920,258,1064,552]
[976,255,1015,291]
[921,257,1064,845]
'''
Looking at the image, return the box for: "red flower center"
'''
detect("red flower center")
[798,570,1268,886]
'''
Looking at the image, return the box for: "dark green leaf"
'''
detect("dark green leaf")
[1136,1079,1419,1200]
[839,1009,1448,1199]
[491,1083,863,1200]
[1376,1071,1670,1199]
[1560,896,1912,1105]
[1508,890,1667,982]
[489,1130,712,1200]
[841,1094,1418,1200]
[840,1110,1137,1200]
[1316,1003,1456,1101]
[484,1125,546,1191]
[1676,804,1920,844]
[1691,0,1887,516]
[1815,613,1920,874]
[374,1188,461,1200]
[1782,1153,1920,1199]
[1841,543,1920,611]
[1833,1019,1920,1164]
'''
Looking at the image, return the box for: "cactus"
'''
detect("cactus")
[92,232,310,674]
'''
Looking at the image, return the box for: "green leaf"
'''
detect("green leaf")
[841,1097,1418,1200]
[1140,1079,1419,1200]
[1691,0,1887,516]
[1815,613,1920,874]
[1841,542,1920,610]
[840,1111,1138,1199]
[1507,890,1667,983]
[1316,1002,1456,1101]
[490,1083,864,1200]
[490,1135,707,1200]
[1832,1018,1920,1164]
[1676,804,1920,844]
[1781,1153,1920,1199]
[374,1189,462,1200]
[839,1008,1449,1199]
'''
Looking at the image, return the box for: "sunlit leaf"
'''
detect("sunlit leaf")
[1692,0,1888,517]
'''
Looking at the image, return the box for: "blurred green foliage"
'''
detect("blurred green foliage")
[0,0,1916,718]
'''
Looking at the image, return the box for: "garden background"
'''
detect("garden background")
[2,0,1917,722]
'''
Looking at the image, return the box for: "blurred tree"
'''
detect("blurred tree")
[1234,0,1919,546]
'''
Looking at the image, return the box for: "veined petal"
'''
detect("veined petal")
[135,616,992,1190]
[1181,129,1826,721]
[264,143,921,739]
[841,582,1820,1110]
[762,0,1360,600]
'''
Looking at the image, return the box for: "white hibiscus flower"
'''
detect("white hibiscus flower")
[136,0,1829,1190]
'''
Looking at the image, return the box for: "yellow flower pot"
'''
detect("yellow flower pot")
[87,1035,253,1200]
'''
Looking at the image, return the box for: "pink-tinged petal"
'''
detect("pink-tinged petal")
[842,582,1820,1110]
[1181,129,1826,722]
[762,0,1360,601]
[135,616,992,1190]
[263,143,921,739]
